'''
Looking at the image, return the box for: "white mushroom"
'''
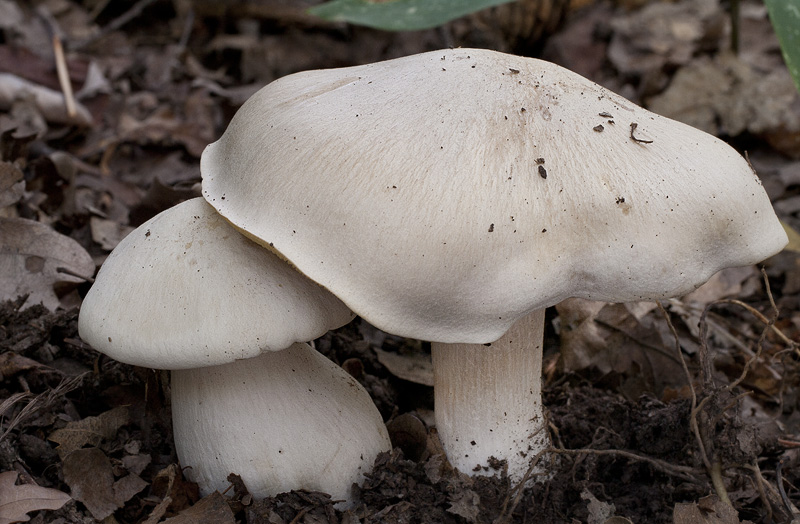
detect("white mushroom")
[78,197,390,503]
[200,48,788,481]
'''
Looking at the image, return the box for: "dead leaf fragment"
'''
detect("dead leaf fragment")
[673,495,754,524]
[0,161,23,208]
[0,470,70,524]
[89,216,134,251]
[48,406,130,457]
[374,347,433,386]
[446,489,480,523]
[0,216,94,311]
[0,73,93,126]
[62,447,147,521]
[582,488,617,524]
[162,492,236,524]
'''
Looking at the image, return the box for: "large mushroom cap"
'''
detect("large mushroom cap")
[78,198,354,369]
[202,48,787,344]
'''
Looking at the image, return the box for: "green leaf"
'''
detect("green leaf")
[765,0,800,93]
[308,0,516,32]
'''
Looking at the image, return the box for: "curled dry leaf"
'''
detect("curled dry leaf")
[373,347,433,386]
[0,161,23,208]
[61,447,147,521]
[673,495,754,524]
[556,298,684,396]
[0,73,93,127]
[89,216,134,251]
[48,406,130,458]
[0,216,94,311]
[582,488,617,524]
[446,488,481,523]
[162,492,235,524]
[0,470,70,524]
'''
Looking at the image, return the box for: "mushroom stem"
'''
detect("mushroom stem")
[431,309,549,481]
[172,342,391,506]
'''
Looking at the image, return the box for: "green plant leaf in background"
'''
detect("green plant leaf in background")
[764,0,800,93]
[308,0,515,31]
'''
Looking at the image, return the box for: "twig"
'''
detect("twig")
[723,269,779,393]
[658,303,713,477]
[0,373,86,441]
[52,34,77,119]
[71,0,159,50]
[658,303,697,408]
[713,298,796,349]
[548,446,701,483]
[776,457,794,517]
[496,422,549,523]
[710,460,733,507]
[746,460,773,523]
[35,5,78,120]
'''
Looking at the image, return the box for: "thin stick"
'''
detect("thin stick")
[776,457,794,517]
[724,269,779,393]
[71,0,159,50]
[548,446,701,483]
[52,34,77,119]
[745,460,773,523]
[658,303,713,475]
[714,299,796,348]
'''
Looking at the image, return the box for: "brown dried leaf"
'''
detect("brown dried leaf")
[89,217,134,251]
[446,489,480,523]
[61,447,146,521]
[117,90,218,157]
[0,471,70,524]
[0,161,23,208]
[162,492,236,524]
[673,495,754,523]
[373,347,433,386]
[0,216,94,311]
[0,73,93,127]
[582,488,616,524]
[48,406,130,458]
[608,0,723,78]
[647,54,800,157]
[0,352,51,379]
[557,298,684,396]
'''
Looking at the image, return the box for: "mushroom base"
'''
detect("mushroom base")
[432,309,550,482]
[171,342,391,506]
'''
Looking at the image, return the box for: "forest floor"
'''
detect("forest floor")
[2,0,800,522]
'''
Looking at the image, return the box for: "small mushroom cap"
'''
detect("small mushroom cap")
[202,48,787,344]
[78,198,354,369]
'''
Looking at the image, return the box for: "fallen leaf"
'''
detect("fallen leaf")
[0,73,93,126]
[0,352,52,380]
[0,216,94,311]
[162,492,236,524]
[0,470,70,524]
[582,488,616,524]
[373,347,433,386]
[446,489,480,523]
[0,161,23,208]
[782,220,800,253]
[89,216,134,251]
[61,447,147,521]
[673,495,754,523]
[608,0,723,78]
[48,406,130,458]
[556,299,684,396]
